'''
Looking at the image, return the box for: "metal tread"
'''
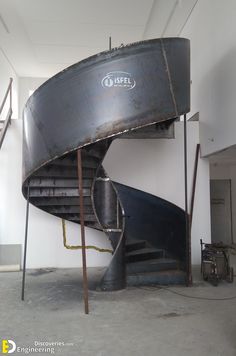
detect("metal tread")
[30,197,91,206]
[39,205,93,214]
[127,269,186,286]
[125,239,147,252]
[33,166,96,178]
[126,247,164,257]
[56,213,96,222]
[126,247,165,263]
[126,258,179,274]
[29,187,91,197]
[51,160,98,169]
[29,178,92,188]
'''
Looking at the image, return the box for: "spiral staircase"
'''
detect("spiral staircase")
[22,38,190,291]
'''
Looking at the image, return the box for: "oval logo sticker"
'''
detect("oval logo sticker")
[101,71,136,90]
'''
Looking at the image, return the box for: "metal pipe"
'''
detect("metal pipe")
[77,149,89,314]
[116,198,119,229]
[0,108,12,150]
[184,114,191,286]
[0,78,13,116]
[229,180,234,244]
[9,78,12,125]
[109,36,111,51]
[21,180,30,301]
[190,143,200,228]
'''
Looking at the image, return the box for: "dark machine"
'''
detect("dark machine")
[200,239,234,286]
[22,38,190,292]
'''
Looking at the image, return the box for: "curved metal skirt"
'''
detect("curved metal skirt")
[22,37,190,291]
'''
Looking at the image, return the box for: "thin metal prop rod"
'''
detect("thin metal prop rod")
[21,180,30,301]
[184,114,192,286]
[77,149,89,314]
[109,36,111,51]
[190,143,200,229]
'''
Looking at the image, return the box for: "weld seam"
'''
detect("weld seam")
[160,39,178,116]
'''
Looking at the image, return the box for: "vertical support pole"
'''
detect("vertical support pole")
[109,36,112,51]
[21,180,30,301]
[9,77,12,125]
[229,180,234,244]
[200,239,203,274]
[190,143,200,229]
[9,78,12,111]
[116,198,120,229]
[77,149,89,314]
[184,114,192,286]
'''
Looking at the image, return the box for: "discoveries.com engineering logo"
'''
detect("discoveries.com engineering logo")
[1,339,70,354]
[1,340,16,354]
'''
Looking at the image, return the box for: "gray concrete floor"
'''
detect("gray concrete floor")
[0,267,236,356]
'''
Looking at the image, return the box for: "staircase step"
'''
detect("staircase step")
[34,166,96,178]
[126,247,164,263]
[125,239,147,253]
[126,258,179,274]
[51,157,98,169]
[29,187,90,197]
[40,205,93,214]
[59,211,97,222]
[30,197,91,206]
[127,270,186,286]
[34,165,77,178]
[29,178,92,188]
[69,215,97,223]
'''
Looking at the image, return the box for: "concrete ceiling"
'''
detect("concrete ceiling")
[0,0,198,77]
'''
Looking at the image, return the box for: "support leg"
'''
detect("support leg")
[184,114,192,286]
[21,181,30,301]
[77,149,89,314]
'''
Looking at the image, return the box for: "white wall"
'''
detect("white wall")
[210,163,236,243]
[104,121,211,264]
[0,119,112,268]
[18,77,48,119]
[181,0,236,157]
[0,119,210,267]
[0,50,18,118]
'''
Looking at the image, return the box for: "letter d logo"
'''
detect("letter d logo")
[2,340,16,354]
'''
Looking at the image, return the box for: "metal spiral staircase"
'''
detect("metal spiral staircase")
[22,38,190,292]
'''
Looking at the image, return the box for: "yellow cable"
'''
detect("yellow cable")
[61,219,112,253]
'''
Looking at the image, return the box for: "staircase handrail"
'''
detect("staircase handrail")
[0,77,13,150]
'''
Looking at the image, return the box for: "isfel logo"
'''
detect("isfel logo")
[1,340,16,354]
[101,71,136,90]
